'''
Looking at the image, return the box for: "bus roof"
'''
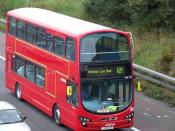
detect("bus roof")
[7,8,119,37]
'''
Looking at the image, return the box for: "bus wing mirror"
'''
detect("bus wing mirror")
[128,32,134,58]
[67,86,73,96]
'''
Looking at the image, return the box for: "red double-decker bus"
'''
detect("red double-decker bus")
[5,8,134,131]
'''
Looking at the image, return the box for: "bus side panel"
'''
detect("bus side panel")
[5,52,12,90]
[55,73,68,125]
[20,69,56,116]
[6,35,16,51]
[5,35,16,92]
[46,68,56,97]
[15,76,54,117]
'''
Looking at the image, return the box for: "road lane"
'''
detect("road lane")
[0,32,5,57]
[134,93,175,131]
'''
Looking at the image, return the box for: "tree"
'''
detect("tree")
[83,0,132,24]
[133,0,175,31]
[0,0,26,17]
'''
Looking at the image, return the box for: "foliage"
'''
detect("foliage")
[83,0,132,24]
[0,24,5,32]
[140,80,175,107]
[0,0,83,18]
[132,0,175,31]
[155,43,175,76]
[0,0,27,17]
[84,0,175,31]
[28,0,83,18]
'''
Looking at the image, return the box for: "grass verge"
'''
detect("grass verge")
[136,80,175,107]
[0,24,5,32]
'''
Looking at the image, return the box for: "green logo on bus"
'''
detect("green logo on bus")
[116,66,124,75]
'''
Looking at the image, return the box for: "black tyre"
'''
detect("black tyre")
[53,105,62,126]
[15,84,22,101]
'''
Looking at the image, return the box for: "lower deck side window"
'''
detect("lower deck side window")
[12,55,45,88]
[16,56,25,77]
[36,66,45,87]
[26,61,35,82]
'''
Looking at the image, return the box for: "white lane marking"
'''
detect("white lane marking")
[0,56,5,61]
[143,112,149,116]
[131,127,141,131]
[156,115,169,118]
[146,108,150,111]
[164,115,169,118]
[157,115,161,118]
[143,97,175,115]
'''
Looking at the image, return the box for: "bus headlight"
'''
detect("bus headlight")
[125,112,134,122]
[79,116,91,127]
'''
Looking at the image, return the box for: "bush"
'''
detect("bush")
[83,0,132,24]
[0,0,27,17]
[156,44,174,75]
[141,80,175,107]
[133,0,175,31]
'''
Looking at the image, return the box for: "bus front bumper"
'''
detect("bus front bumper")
[76,119,133,131]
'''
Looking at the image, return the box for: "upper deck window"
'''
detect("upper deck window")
[46,33,53,52]
[80,33,130,62]
[36,27,46,48]
[53,36,65,56]
[27,23,36,43]
[66,37,75,61]
[17,20,26,40]
[7,16,75,61]
[8,16,16,36]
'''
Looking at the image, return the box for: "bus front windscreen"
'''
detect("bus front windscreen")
[80,32,130,62]
[81,79,132,114]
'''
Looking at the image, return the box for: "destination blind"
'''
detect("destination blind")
[86,66,125,77]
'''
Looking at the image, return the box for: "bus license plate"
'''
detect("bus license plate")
[101,126,114,130]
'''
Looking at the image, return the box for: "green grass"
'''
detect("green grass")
[0,24,5,32]
[137,80,175,107]
[133,31,175,69]
[0,16,5,32]
[0,0,27,17]
[0,0,84,18]
[28,0,84,18]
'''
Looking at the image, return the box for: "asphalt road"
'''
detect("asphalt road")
[0,32,175,131]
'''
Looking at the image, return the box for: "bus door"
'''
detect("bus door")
[65,80,78,129]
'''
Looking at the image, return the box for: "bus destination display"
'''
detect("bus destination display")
[87,66,125,77]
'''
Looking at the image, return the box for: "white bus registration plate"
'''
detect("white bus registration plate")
[101,126,114,130]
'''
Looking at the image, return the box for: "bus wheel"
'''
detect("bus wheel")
[53,105,62,126]
[15,84,22,101]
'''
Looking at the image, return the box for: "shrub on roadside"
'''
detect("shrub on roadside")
[155,43,175,76]
[0,0,26,17]
[83,0,132,25]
